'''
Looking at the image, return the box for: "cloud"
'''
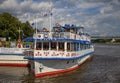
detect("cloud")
[0,0,120,36]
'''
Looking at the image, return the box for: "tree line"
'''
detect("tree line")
[0,12,34,41]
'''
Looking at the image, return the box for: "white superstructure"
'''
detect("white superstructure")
[24,24,94,78]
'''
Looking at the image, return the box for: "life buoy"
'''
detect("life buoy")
[38,52,40,56]
[38,35,41,38]
[44,52,49,56]
[17,43,23,48]
[36,52,42,56]
[44,34,48,38]
[52,52,56,56]
[17,43,21,48]
[60,52,64,56]
[66,53,70,57]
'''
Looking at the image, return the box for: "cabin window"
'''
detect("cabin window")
[36,42,41,50]
[83,44,86,50]
[67,42,70,51]
[43,42,49,50]
[76,43,79,51]
[80,44,83,50]
[51,42,57,50]
[84,44,86,49]
[88,44,90,49]
[74,43,79,51]
[86,44,88,49]
[58,42,64,51]
[71,43,74,51]
[87,44,89,49]
[82,44,85,50]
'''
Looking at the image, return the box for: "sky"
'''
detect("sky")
[0,0,120,36]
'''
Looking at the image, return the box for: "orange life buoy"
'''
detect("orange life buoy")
[17,43,22,48]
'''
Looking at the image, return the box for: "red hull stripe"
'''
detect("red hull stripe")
[0,63,29,67]
[35,55,93,78]
[35,65,80,78]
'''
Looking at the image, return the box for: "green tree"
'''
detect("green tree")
[0,12,34,41]
[21,21,34,39]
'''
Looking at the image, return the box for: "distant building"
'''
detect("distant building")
[0,37,6,47]
[111,38,115,43]
[0,37,6,41]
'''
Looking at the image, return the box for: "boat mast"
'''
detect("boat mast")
[18,27,22,39]
[49,0,52,38]
[34,15,37,49]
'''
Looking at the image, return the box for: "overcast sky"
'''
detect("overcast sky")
[0,0,120,36]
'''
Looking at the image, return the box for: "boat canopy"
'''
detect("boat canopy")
[23,37,92,44]
[62,24,84,29]
[53,24,84,29]
[22,37,34,42]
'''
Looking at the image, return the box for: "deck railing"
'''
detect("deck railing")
[24,48,94,59]
[33,32,90,41]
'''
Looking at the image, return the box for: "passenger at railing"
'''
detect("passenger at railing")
[53,30,60,38]
[42,27,47,32]
[79,32,82,36]
[42,27,49,38]
[70,28,74,33]
[56,23,61,27]
[57,28,61,32]
[61,27,64,32]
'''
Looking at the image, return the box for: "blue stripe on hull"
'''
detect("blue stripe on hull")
[0,54,24,56]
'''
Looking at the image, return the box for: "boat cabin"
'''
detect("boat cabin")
[24,24,93,59]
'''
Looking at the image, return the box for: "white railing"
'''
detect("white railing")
[33,32,90,41]
[0,47,27,54]
[24,48,94,59]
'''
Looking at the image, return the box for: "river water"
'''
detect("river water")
[0,44,120,83]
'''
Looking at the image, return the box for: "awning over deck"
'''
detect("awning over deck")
[23,37,92,44]
[23,37,34,42]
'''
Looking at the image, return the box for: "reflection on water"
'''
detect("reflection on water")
[0,44,120,83]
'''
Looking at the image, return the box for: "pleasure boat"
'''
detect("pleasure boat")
[24,24,94,78]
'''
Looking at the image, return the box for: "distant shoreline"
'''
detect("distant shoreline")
[93,42,120,45]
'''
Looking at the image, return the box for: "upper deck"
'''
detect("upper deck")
[24,24,94,60]
[31,24,91,42]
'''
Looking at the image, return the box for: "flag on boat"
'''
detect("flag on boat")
[43,12,53,17]
[31,22,35,26]
[43,14,48,17]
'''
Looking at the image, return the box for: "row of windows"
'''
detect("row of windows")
[36,42,92,51]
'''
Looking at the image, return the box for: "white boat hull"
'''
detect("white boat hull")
[0,55,29,67]
[30,54,92,78]
[0,48,29,67]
